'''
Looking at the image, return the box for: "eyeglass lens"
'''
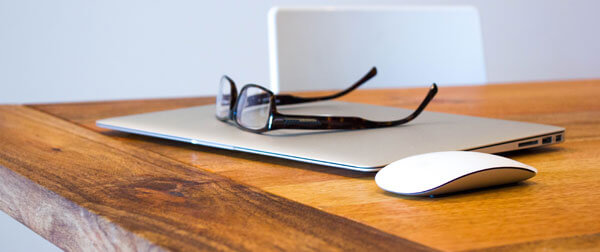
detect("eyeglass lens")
[216,77,232,119]
[236,86,272,130]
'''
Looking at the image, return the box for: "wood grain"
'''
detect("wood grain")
[0,161,159,251]
[19,79,600,251]
[0,105,433,251]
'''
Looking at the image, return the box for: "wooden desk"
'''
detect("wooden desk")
[1,80,599,251]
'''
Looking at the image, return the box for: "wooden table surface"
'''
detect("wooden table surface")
[1,80,599,251]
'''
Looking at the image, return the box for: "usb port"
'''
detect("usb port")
[556,135,563,142]
[542,136,552,144]
[518,140,539,148]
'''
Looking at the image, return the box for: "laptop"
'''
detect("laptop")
[96,101,564,172]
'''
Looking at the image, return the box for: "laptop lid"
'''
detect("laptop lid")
[96,101,564,172]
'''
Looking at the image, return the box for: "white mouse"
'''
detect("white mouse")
[375,151,537,196]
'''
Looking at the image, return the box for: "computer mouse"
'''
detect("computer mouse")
[375,151,537,196]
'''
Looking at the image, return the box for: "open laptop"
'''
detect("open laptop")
[96,101,564,172]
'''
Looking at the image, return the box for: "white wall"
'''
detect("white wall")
[0,0,598,250]
[1,0,599,104]
[0,211,60,252]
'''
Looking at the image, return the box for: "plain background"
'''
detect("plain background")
[1,0,600,104]
[0,0,599,251]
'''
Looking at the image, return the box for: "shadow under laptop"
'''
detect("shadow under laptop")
[497,145,565,158]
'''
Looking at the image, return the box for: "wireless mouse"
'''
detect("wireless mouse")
[375,151,537,196]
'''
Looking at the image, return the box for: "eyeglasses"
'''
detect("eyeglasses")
[216,67,438,133]
[217,67,377,121]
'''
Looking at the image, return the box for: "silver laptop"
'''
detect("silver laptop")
[96,101,564,172]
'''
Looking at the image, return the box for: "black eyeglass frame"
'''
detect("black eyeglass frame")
[226,83,438,134]
[217,67,378,122]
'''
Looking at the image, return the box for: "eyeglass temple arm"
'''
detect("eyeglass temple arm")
[273,67,377,105]
[269,83,438,130]
[243,67,376,107]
